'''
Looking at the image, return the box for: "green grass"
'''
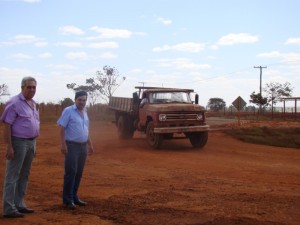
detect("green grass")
[224,127,300,149]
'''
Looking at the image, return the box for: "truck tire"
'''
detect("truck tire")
[117,115,134,139]
[146,121,163,149]
[189,131,208,148]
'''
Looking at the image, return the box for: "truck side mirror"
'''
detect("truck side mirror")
[195,94,199,104]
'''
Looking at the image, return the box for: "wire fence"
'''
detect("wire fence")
[206,106,300,120]
[1,103,299,122]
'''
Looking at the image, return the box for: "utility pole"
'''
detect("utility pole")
[254,66,267,113]
[254,66,267,97]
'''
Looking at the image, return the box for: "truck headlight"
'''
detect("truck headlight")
[159,114,167,121]
[196,114,203,120]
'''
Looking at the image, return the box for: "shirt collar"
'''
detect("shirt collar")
[18,93,36,104]
[71,104,87,112]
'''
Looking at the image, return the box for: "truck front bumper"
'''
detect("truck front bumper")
[154,125,210,133]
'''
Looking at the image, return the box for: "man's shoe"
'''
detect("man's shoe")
[18,208,34,214]
[65,203,76,210]
[74,199,87,206]
[3,211,25,218]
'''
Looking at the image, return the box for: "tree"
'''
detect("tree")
[67,78,101,105]
[264,82,293,117]
[67,66,126,104]
[96,65,126,102]
[249,92,268,109]
[207,98,226,112]
[60,98,74,108]
[0,84,9,99]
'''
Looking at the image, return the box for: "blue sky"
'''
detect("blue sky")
[0,0,299,107]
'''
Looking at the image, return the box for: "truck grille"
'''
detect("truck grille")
[165,113,201,121]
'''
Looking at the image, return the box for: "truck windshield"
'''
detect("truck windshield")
[150,92,192,103]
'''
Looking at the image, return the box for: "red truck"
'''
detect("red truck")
[108,86,209,149]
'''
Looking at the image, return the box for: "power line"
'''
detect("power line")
[137,60,295,87]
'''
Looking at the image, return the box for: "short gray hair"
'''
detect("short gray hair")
[21,76,37,87]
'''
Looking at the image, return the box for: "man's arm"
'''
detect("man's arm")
[3,123,14,160]
[87,135,94,155]
[59,126,68,155]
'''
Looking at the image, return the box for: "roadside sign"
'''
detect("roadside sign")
[232,96,246,111]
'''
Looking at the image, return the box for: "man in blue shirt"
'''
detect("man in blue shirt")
[57,91,94,210]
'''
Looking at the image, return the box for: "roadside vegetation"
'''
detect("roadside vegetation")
[224,126,300,149]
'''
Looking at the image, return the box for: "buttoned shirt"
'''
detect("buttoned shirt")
[0,93,40,138]
[57,105,89,143]
[140,98,149,105]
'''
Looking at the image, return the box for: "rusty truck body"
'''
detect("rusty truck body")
[108,86,209,149]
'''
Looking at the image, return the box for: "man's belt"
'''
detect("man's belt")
[13,136,35,141]
[66,140,87,145]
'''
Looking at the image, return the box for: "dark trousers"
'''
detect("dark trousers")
[63,141,87,205]
[3,137,35,215]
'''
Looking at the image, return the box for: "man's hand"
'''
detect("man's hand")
[6,145,14,160]
[87,145,94,155]
[61,143,68,155]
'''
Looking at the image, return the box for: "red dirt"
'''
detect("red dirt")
[0,120,300,225]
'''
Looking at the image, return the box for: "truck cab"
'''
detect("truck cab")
[135,87,209,148]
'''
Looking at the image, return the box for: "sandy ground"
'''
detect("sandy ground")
[0,120,300,225]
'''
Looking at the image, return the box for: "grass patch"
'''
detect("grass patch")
[224,127,300,149]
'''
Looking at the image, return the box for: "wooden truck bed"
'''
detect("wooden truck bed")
[108,96,133,112]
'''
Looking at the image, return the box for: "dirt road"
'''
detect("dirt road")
[0,121,299,225]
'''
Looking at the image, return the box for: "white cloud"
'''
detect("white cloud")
[0,41,14,47]
[257,51,300,64]
[99,52,117,59]
[39,52,52,59]
[190,71,207,77]
[58,26,84,35]
[128,68,142,74]
[285,38,300,45]
[153,42,205,53]
[47,64,77,70]
[35,42,48,47]
[89,27,132,38]
[65,51,88,59]
[23,0,41,3]
[1,35,43,46]
[10,53,32,59]
[134,32,147,36]
[210,45,219,50]
[257,51,281,58]
[57,42,83,47]
[217,33,259,46]
[157,17,172,25]
[281,53,300,64]
[155,58,211,70]
[13,35,43,44]
[87,42,119,49]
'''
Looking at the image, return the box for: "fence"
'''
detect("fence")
[0,103,111,122]
[207,106,300,120]
[1,103,299,122]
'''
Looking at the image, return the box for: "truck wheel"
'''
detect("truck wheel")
[146,121,163,149]
[118,115,134,139]
[189,131,208,148]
